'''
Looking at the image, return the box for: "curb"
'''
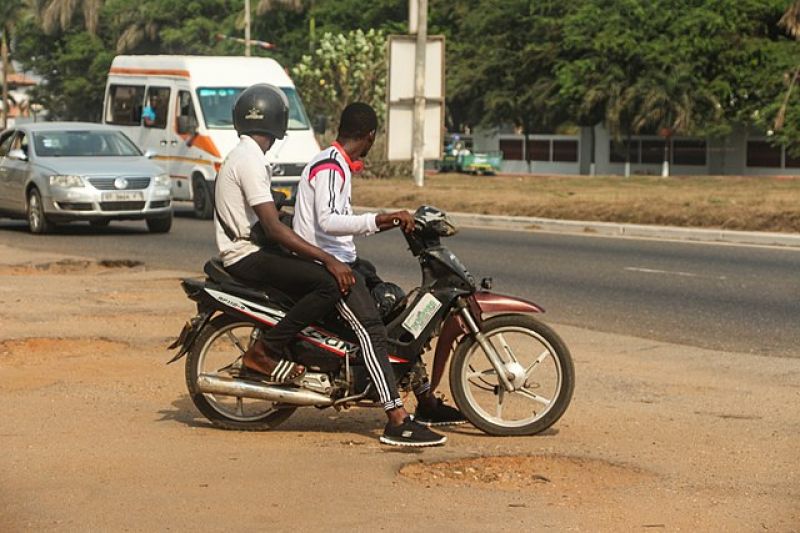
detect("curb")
[354,206,800,248]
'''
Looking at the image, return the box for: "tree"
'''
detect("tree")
[0,0,34,129]
[449,0,569,169]
[291,28,387,127]
[35,0,104,35]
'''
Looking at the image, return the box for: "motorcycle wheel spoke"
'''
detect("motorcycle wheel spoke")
[514,387,551,407]
[496,333,519,363]
[525,350,550,379]
[235,397,244,417]
[496,389,505,418]
[467,368,496,380]
[226,331,248,354]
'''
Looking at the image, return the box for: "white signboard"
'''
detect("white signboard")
[386,35,445,161]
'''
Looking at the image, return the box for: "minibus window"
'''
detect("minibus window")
[107,84,145,126]
[196,87,310,130]
[143,86,171,129]
[177,91,199,134]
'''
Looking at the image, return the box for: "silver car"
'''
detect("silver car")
[0,122,172,233]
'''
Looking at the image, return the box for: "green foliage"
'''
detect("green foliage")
[5,0,800,157]
[291,28,387,127]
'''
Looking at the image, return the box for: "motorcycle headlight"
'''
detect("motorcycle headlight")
[154,173,171,188]
[49,175,85,187]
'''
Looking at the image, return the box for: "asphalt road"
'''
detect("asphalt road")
[2,203,799,358]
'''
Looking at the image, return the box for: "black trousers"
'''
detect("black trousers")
[226,248,340,357]
[336,268,403,411]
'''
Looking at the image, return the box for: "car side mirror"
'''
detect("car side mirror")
[143,149,157,159]
[7,148,27,161]
[177,115,198,135]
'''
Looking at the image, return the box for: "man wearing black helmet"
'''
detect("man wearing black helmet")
[214,83,354,384]
[293,102,465,447]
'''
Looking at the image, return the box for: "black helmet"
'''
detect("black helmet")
[233,83,289,139]
[371,282,407,321]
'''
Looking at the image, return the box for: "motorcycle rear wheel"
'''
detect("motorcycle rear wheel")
[449,314,574,436]
[186,315,296,431]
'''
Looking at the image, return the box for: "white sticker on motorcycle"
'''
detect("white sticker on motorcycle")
[402,293,442,339]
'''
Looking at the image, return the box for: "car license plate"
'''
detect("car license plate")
[102,191,143,202]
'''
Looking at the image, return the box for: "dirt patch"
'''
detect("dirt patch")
[0,337,128,366]
[400,454,654,493]
[0,258,144,276]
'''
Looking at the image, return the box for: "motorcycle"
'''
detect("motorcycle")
[168,206,574,436]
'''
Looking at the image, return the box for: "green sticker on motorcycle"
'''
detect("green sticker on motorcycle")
[402,293,442,339]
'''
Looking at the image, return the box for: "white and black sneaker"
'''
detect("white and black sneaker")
[414,398,467,427]
[380,416,447,447]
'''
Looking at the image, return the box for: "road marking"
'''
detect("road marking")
[624,267,727,280]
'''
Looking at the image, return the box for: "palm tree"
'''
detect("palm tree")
[0,0,31,130]
[780,1,800,38]
[35,0,103,35]
[774,2,800,132]
[256,0,305,15]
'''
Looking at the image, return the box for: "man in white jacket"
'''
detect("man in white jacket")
[293,103,464,447]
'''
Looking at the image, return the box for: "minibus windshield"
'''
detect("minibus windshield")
[197,87,311,130]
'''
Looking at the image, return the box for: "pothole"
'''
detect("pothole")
[0,258,144,275]
[400,454,654,492]
[0,337,128,366]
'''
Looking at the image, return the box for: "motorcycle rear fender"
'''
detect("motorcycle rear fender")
[166,310,213,364]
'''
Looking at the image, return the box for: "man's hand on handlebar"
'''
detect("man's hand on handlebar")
[323,257,356,294]
[376,211,415,233]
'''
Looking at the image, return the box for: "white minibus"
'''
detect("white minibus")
[103,55,319,218]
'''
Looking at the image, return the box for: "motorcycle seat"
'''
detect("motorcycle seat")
[203,258,296,309]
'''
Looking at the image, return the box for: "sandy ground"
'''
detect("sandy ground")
[0,243,798,532]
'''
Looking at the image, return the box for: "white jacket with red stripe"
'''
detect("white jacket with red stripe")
[292,144,378,263]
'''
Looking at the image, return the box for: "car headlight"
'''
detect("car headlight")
[49,175,85,187]
[154,173,171,188]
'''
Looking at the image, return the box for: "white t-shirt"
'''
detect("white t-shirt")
[214,135,274,267]
[292,144,378,263]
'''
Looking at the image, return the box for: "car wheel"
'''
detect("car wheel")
[27,188,52,234]
[146,213,172,233]
[192,176,213,220]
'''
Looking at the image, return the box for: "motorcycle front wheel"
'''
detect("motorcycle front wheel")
[185,315,296,431]
[449,314,574,436]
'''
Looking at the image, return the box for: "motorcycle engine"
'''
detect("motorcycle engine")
[299,372,333,395]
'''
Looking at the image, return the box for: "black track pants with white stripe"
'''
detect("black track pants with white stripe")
[336,272,403,411]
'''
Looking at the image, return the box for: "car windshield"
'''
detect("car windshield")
[196,87,311,130]
[33,130,142,157]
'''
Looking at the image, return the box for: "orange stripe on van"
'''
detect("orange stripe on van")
[190,134,221,158]
[109,67,191,78]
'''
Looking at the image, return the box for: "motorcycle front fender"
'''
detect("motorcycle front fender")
[473,291,545,316]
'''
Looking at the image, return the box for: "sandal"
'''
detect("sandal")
[241,357,305,384]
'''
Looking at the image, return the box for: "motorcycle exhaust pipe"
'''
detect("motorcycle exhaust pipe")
[196,374,334,407]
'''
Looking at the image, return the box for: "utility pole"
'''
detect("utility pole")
[244,0,252,56]
[1,28,9,130]
[411,0,427,187]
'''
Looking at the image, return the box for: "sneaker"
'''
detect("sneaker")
[380,416,447,447]
[414,398,467,427]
